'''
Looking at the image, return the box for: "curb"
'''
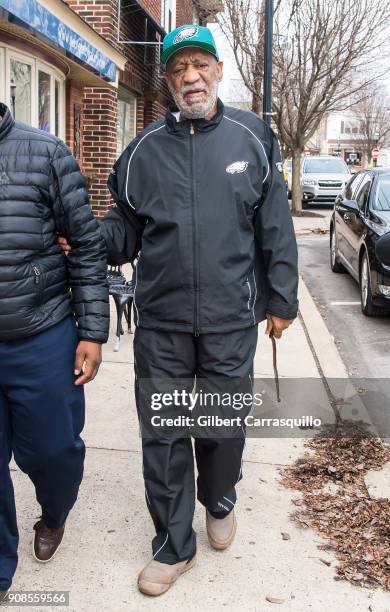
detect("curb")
[298,276,348,378]
[298,275,376,434]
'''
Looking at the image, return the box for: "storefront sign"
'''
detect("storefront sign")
[0,0,116,81]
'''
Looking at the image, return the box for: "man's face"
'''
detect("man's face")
[164,48,223,120]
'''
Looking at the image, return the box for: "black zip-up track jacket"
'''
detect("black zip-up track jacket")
[103,99,298,334]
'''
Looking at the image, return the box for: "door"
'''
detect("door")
[343,173,372,271]
[335,171,364,268]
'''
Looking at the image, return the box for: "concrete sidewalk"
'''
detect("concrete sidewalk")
[292,209,331,237]
[9,275,389,612]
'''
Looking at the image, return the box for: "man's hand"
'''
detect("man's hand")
[58,236,72,254]
[265,314,294,339]
[74,341,102,385]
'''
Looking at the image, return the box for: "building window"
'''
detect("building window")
[162,0,176,32]
[1,46,65,139]
[340,118,362,138]
[117,89,137,156]
[55,79,60,136]
[38,70,51,132]
[9,57,32,124]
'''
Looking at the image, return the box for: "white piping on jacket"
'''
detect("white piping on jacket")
[153,533,169,559]
[133,263,139,325]
[252,269,257,325]
[237,372,254,482]
[223,115,270,184]
[125,124,166,210]
[246,278,251,310]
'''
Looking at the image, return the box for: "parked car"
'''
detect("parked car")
[301,156,351,206]
[376,232,390,266]
[283,159,292,197]
[330,167,390,316]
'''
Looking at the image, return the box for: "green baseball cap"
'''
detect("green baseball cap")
[161,25,219,66]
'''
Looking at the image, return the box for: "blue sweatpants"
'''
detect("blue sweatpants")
[0,316,85,590]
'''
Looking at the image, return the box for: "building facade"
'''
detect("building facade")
[0,0,195,215]
[307,110,390,170]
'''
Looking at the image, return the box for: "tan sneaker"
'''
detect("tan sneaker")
[206,510,237,550]
[138,556,196,596]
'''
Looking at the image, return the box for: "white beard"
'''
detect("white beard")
[168,76,219,120]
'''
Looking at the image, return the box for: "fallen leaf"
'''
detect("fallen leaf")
[319,558,331,566]
[266,596,286,604]
[281,532,291,540]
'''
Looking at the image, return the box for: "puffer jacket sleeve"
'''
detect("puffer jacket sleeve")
[254,127,299,320]
[49,141,110,343]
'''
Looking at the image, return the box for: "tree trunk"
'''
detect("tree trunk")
[291,150,303,214]
[252,92,262,115]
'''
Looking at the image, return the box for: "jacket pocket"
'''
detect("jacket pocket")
[31,262,44,306]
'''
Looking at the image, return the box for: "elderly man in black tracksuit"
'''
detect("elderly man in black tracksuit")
[0,103,109,599]
[61,25,299,596]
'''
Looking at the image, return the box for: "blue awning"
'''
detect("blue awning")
[0,0,117,81]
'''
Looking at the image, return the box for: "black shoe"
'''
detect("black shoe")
[0,590,9,605]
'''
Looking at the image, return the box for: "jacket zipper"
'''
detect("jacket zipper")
[32,263,44,305]
[189,122,200,336]
[33,265,41,284]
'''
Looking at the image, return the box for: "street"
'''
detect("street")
[297,207,390,378]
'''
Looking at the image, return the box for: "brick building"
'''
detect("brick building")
[0,0,195,215]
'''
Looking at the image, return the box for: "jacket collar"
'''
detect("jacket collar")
[165,97,224,135]
[0,104,15,141]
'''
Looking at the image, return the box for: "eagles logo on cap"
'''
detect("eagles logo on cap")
[161,24,219,65]
[173,26,199,45]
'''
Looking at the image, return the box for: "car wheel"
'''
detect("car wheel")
[330,225,344,273]
[359,251,386,316]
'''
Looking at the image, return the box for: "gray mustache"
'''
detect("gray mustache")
[181,87,208,95]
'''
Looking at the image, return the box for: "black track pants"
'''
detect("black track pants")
[133,325,258,564]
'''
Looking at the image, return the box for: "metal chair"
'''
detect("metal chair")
[107,266,134,352]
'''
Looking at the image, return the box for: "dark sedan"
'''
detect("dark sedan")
[330,167,390,316]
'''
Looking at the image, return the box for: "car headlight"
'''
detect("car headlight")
[301,178,317,186]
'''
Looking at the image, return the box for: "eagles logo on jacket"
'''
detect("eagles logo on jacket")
[102,98,299,335]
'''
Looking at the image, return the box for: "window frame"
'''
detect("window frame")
[161,0,176,32]
[2,45,65,139]
[369,175,390,213]
[344,171,365,201]
[355,172,373,214]
[5,48,36,126]
[116,89,137,156]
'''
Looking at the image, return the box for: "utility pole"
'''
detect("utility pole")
[262,0,274,125]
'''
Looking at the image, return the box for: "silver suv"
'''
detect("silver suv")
[301,156,351,205]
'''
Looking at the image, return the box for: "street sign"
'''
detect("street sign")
[372,148,380,159]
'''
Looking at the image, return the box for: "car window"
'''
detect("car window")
[345,172,364,200]
[303,158,349,174]
[355,174,373,211]
[372,175,390,211]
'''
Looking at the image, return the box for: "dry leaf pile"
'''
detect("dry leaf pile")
[280,422,390,591]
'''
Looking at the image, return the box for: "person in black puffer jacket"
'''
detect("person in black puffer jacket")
[0,102,109,595]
